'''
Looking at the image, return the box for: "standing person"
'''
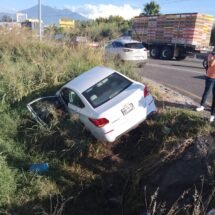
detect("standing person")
[210,87,215,122]
[196,52,215,112]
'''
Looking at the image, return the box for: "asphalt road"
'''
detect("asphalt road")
[138,58,213,105]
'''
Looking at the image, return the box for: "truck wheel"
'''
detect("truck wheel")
[161,47,173,60]
[150,47,161,59]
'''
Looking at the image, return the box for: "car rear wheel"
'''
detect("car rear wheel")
[137,61,147,68]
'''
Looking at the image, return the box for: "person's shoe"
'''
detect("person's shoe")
[209,115,215,123]
[196,106,204,112]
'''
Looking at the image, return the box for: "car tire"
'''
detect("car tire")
[150,47,161,59]
[138,61,147,68]
[161,47,174,60]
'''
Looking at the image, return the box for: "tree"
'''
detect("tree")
[1,15,12,22]
[140,1,160,16]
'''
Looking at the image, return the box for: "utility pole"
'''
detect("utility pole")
[38,0,42,41]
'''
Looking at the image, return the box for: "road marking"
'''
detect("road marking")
[146,63,204,75]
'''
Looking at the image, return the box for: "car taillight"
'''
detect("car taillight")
[89,118,109,127]
[123,48,132,52]
[144,86,149,97]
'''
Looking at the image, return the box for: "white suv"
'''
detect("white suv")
[105,38,147,66]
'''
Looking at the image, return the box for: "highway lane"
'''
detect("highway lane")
[138,58,213,105]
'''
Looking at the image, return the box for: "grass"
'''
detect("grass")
[0,29,214,214]
[0,29,135,209]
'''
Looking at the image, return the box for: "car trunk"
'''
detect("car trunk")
[95,84,150,131]
[124,43,146,57]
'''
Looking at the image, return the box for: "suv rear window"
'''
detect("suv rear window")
[124,43,144,49]
[82,73,132,108]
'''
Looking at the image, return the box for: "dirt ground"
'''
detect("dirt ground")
[61,81,215,215]
[22,80,214,215]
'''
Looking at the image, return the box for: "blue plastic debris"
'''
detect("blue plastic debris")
[29,163,49,173]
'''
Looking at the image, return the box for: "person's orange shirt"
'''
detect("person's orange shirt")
[207,54,215,78]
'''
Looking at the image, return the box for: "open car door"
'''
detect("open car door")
[27,96,66,126]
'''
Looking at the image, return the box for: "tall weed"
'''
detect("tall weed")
[0,155,16,207]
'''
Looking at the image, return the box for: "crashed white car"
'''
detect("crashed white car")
[27,66,156,142]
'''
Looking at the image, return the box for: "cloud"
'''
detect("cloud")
[65,4,141,20]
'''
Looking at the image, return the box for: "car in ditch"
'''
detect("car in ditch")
[27,66,156,142]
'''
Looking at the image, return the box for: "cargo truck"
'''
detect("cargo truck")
[132,13,215,60]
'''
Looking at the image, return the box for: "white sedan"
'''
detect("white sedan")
[27,66,156,142]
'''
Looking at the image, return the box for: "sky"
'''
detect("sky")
[0,0,215,20]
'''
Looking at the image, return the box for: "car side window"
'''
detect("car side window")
[60,88,70,105]
[112,41,123,48]
[69,90,85,108]
[60,88,85,108]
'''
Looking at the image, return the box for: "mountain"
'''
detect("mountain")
[20,5,88,25]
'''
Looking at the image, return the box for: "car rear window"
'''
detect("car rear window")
[124,43,144,49]
[82,73,132,108]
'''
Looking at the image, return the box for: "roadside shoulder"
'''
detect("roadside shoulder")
[141,77,198,108]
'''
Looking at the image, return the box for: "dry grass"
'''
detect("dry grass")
[0,29,214,214]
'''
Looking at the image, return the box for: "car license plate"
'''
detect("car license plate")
[121,103,134,115]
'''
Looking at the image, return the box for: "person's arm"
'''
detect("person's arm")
[208,54,215,67]
[210,57,215,67]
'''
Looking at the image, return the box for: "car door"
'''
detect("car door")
[112,41,123,56]
[27,96,65,126]
[57,87,92,123]
[105,41,123,57]
[105,42,114,57]
[27,88,89,126]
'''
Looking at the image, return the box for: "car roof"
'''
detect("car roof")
[111,37,141,44]
[64,66,117,93]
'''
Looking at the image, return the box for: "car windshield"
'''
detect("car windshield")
[82,73,132,108]
[124,43,144,49]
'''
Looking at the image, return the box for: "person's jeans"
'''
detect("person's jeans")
[200,77,215,106]
[211,88,215,115]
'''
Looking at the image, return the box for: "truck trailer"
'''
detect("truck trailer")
[132,13,214,60]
